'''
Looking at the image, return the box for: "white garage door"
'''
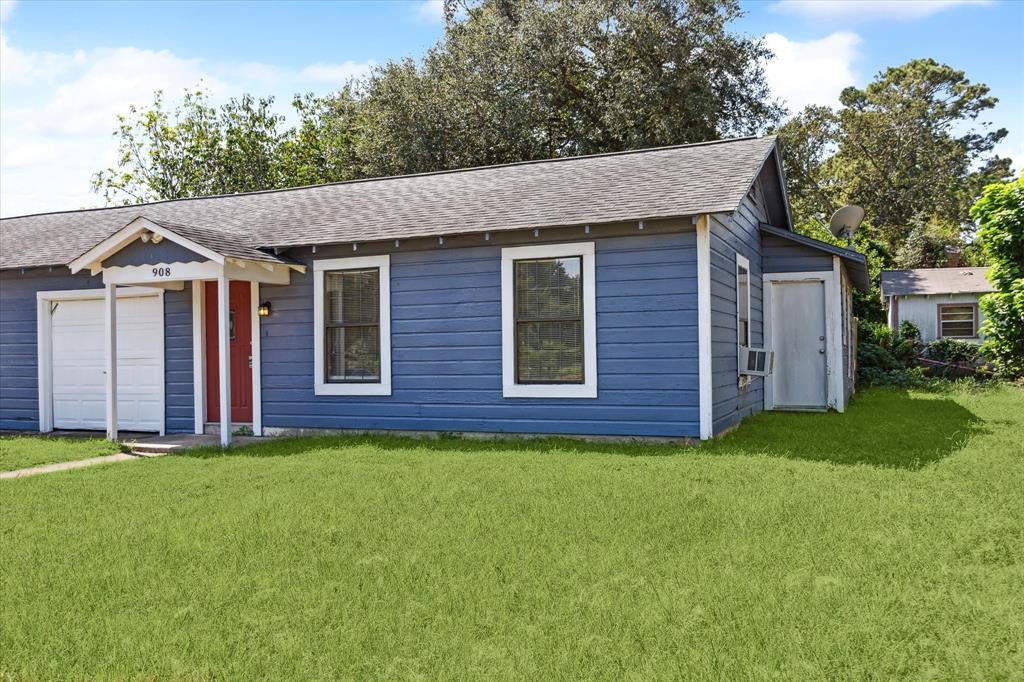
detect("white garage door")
[50,294,163,431]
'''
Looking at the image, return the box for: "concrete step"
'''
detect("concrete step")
[123,434,223,455]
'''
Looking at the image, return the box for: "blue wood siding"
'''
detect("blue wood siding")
[103,239,206,268]
[164,284,194,433]
[709,194,766,434]
[0,268,191,433]
[0,268,103,430]
[762,234,833,273]
[260,232,700,437]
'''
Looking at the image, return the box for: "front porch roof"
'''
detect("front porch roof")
[68,216,304,277]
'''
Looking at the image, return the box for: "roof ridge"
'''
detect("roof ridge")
[1,136,773,221]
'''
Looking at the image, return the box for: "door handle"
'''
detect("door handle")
[248,355,253,368]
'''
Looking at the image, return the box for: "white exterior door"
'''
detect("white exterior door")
[770,280,828,409]
[50,294,163,431]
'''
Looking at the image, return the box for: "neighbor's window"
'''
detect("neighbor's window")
[515,256,584,384]
[736,254,751,347]
[938,304,977,338]
[313,255,391,396]
[324,268,380,382]
[501,243,596,398]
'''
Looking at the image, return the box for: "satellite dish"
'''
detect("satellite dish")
[829,205,865,244]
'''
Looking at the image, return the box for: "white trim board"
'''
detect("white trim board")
[312,254,392,396]
[250,281,263,436]
[191,281,206,435]
[500,241,597,399]
[103,259,292,287]
[36,286,166,435]
[69,216,225,274]
[829,256,845,412]
[695,216,713,439]
[735,253,751,347]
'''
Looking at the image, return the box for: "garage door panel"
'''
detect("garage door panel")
[50,294,164,432]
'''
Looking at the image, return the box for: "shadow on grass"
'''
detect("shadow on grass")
[180,388,983,471]
[704,388,983,469]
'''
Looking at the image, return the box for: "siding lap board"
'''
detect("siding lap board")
[260,232,700,437]
[0,269,102,430]
[709,194,766,434]
[163,284,194,433]
[0,268,192,433]
[102,239,208,268]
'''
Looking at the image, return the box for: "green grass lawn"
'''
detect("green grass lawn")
[0,435,122,472]
[1,386,1021,680]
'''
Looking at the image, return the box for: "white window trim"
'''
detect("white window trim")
[501,241,597,399]
[313,255,392,396]
[735,253,752,389]
[736,254,751,348]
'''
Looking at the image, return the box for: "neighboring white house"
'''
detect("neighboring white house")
[880,267,995,344]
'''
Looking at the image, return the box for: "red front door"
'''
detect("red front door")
[205,281,253,423]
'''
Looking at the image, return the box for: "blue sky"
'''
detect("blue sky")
[1,0,1021,217]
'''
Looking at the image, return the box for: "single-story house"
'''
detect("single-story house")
[0,136,869,445]
[880,267,995,344]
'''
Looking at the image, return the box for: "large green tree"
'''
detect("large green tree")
[92,91,289,204]
[972,174,1024,379]
[93,0,780,201]
[353,0,780,177]
[777,59,1012,265]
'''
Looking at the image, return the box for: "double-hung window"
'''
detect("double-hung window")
[313,255,391,395]
[501,242,596,398]
[938,304,978,339]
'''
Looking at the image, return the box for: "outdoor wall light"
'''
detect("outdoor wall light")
[140,231,150,243]
[150,232,164,244]
[258,302,272,317]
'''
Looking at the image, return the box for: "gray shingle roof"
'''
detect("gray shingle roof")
[881,268,995,297]
[147,219,289,264]
[1,136,779,269]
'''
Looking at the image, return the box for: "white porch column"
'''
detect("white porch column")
[217,273,232,446]
[104,283,118,441]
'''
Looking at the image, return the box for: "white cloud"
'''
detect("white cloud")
[763,32,862,113]
[300,60,375,83]
[33,48,217,137]
[771,0,992,22]
[0,33,374,216]
[0,32,85,83]
[0,0,16,24]
[413,0,445,24]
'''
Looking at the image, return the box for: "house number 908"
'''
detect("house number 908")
[152,267,171,277]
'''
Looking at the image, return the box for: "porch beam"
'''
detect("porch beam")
[104,283,118,441]
[217,273,232,447]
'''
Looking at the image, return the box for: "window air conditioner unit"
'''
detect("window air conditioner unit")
[739,346,774,377]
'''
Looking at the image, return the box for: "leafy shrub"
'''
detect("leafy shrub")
[923,338,981,364]
[860,321,896,348]
[899,320,921,342]
[859,366,931,388]
[858,320,922,384]
[858,342,900,371]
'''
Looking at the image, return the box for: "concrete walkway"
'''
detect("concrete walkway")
[0,451,164,480]
[1,432,266,480]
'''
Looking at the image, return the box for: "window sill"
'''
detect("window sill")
[315,382,391,396]
[503,383,597,399]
